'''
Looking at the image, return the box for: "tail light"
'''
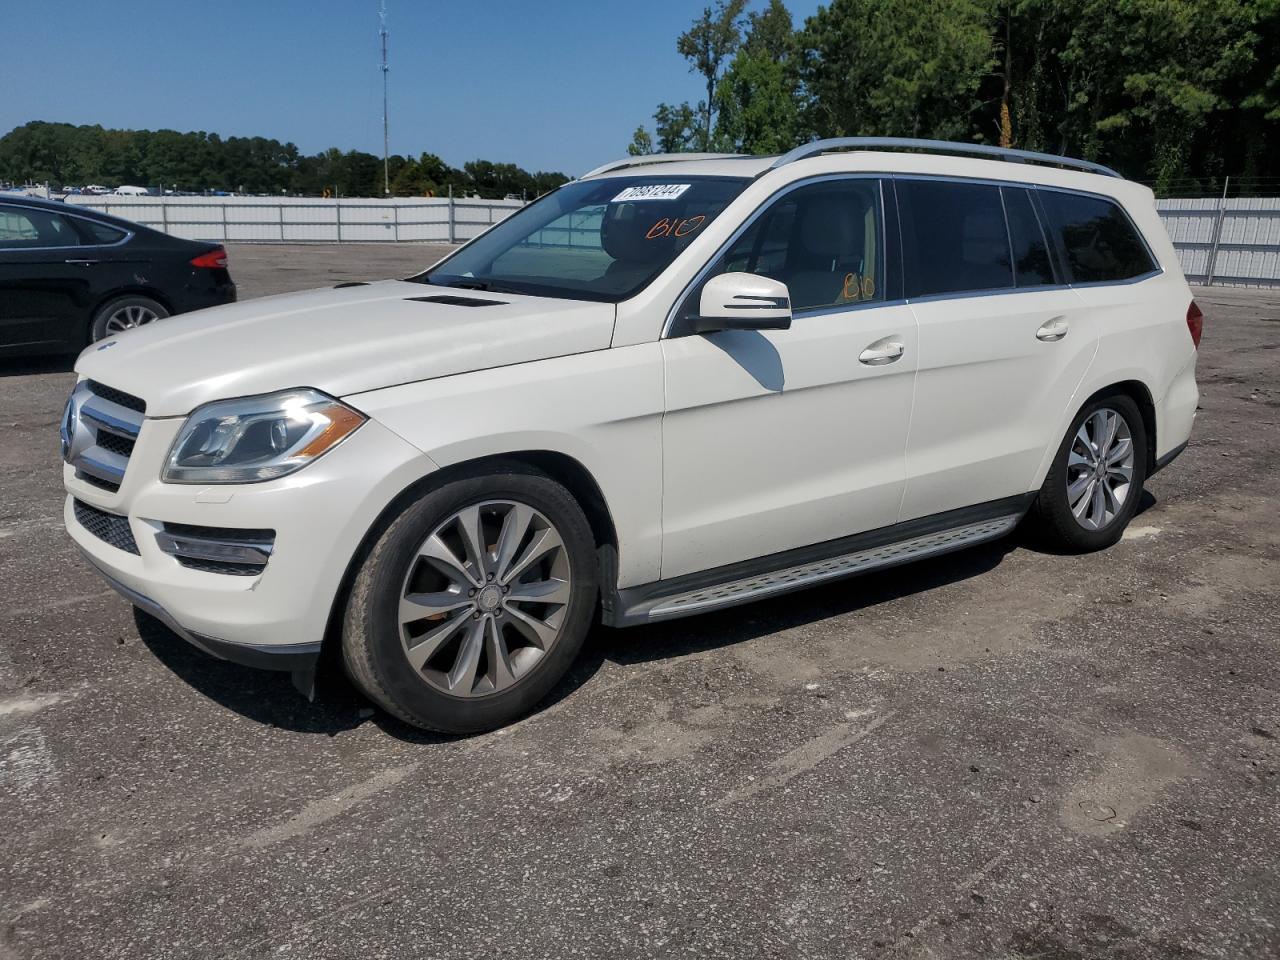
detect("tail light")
[1186,300,1204,349]
[190,247,228,269]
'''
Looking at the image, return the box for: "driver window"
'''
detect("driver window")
[676,178,884,334]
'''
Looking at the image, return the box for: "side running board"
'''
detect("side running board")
[607,505,1027,627]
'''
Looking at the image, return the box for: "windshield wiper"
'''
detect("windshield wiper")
[442,278,492,291]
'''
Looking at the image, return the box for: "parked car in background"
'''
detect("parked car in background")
[61,138,1198,734]
[114,185,150,196]
[0,195,235,356]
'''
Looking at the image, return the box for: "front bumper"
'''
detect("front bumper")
[80,548,320,671]
[65,412,436,662]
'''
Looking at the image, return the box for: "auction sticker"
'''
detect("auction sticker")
[612,184,691,202]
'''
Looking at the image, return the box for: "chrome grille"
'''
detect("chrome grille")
[61,380,145,493]
[73,499,140,555]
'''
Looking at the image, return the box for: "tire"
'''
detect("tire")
[341,464,598,734]
[90,295,169,342]
[1029,393,1148,552]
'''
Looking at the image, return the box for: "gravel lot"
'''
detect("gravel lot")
[2,245,1277,959]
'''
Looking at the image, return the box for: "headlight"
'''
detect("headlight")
[162,388,366,484]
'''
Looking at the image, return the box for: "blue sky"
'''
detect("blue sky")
[2,0,821,176]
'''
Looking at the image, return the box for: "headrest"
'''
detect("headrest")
[601,201,685,264]
[798,202,859,258]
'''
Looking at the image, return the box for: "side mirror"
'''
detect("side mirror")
[694,272,792,334]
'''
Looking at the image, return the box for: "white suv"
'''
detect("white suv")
[61,138,1201,733]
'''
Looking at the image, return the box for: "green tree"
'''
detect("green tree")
[742,0,796,59]
[713,1,801,153]
[677,0,749,149]
[627,127,655,156]
[654,102,700,153]
[797,0,995,140]
[0,121,569,198]
[997,0,1278,190]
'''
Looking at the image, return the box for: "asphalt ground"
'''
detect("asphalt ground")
[1,245,1277,959]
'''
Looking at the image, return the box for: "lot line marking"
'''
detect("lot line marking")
[0,688,80,718]
[0,727,59,798]
[711,712,894,808]
[0,516,61,540]
[4,590,115,620]
[889,851,1011,949]
[241,763,419,849]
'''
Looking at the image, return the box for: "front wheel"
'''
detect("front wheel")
[1028,394,1148,552]
[341,465,598,734]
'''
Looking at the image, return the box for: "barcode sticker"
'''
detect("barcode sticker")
[612,184,692,202]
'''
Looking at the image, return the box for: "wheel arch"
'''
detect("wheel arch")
[88,287,175,342]
[316,449,620,677]
[1085,379,1157,475]
[1031,377,1159,492]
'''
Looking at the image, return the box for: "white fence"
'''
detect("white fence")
[64,195,524,244]
[1155,198,1280,287]
[61,193,1280,285]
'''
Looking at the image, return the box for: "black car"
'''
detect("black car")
[0,195,236,356]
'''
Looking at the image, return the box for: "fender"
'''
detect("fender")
[346,343,666,588]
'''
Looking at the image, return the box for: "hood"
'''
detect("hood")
[75,280,616,417]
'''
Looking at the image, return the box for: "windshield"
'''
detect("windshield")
[413,175,749,302]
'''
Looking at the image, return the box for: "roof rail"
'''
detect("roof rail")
[769,137,1122,179]
[579,152,751,180]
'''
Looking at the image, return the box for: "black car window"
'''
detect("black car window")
[1039,190,1156,283]
[1002,187,1056,287]
[0,207,82,249]
[897,179,1013,297]
[419,175,749,302]
[76,219,128,245]
[706,178,885,314]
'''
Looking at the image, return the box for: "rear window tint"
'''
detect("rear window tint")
[0,207,82,249]
[897,180,1013,298]
[1002,188,1055,287]
[1040,191,1156,283]
[78,219,127,245]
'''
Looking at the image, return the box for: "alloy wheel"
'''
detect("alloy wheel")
[103,304,160,334]
[398,500,573,697]
[1066,407,1135,531]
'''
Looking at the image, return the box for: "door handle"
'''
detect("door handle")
[859,337,904,365]
[1036,316,1069,342]
[64,259,99,266]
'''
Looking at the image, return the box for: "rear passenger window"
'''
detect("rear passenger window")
[1002,188,1055,287]
[77,219,127,245]
[897,180,1013,297]
[1039,190,1156,283]
[0,207,82,249]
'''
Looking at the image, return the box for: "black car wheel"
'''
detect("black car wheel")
[91,295,169,342]
[341,464,599,734]
[1028,393,1148,552]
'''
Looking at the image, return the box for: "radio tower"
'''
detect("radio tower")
[380,0,390,196]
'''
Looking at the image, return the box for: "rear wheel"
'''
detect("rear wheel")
[341,465,598,734]
[91,295,168,342]
[1029,394,1148,551]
